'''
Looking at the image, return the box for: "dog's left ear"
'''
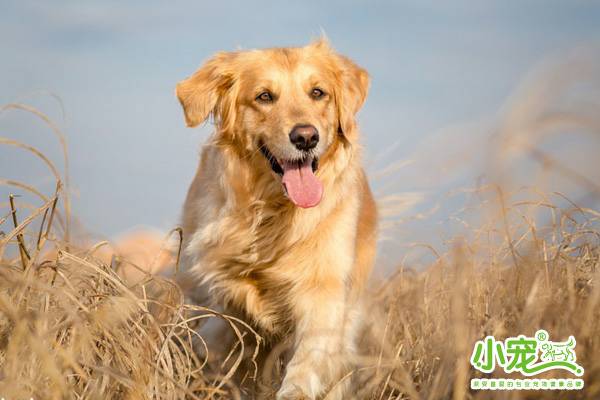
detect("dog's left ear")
[176,52,238,130]
[334,54,370,141]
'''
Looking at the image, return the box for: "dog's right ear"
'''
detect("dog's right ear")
[176,52,238,128]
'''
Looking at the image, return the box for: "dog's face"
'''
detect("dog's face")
[177,40,369,208]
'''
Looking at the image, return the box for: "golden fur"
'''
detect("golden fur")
[176,40,377,399]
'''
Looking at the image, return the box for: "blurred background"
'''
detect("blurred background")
[2,1,600,272]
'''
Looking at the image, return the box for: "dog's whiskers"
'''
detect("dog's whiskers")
[243,143,266,162]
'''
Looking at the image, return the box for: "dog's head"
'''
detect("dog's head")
[176,40,369,208]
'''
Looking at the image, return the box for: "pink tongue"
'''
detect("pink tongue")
[281,159,323,208]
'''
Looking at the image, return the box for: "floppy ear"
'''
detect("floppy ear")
[334,55,370,141]
[176,52,238,129]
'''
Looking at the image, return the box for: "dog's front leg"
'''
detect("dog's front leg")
[276,283,357,400]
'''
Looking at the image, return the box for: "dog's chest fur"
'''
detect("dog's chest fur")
[182,144,361,335]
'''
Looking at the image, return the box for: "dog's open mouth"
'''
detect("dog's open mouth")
[260,145,323,208]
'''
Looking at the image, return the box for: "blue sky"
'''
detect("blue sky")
[2,1,600,267]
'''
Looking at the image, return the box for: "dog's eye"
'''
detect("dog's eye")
[310,88,325,99]
[256,91,274,103]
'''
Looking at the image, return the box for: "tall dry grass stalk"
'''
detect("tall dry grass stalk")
[1,47,599,399]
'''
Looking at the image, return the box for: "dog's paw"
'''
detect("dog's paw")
[277,366,322,399]
[276,385,312,400]
[275,386,314,400]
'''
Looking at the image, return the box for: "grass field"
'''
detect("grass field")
[1,50,599,399]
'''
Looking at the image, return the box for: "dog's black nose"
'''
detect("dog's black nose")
[289,124,319,151]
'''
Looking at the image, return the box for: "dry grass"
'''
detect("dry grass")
[1,47,599,399]
[356,187,600,399]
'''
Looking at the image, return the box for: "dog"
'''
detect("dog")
[176,39,377,399]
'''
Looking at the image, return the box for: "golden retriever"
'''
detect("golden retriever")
[176,39,377,399]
